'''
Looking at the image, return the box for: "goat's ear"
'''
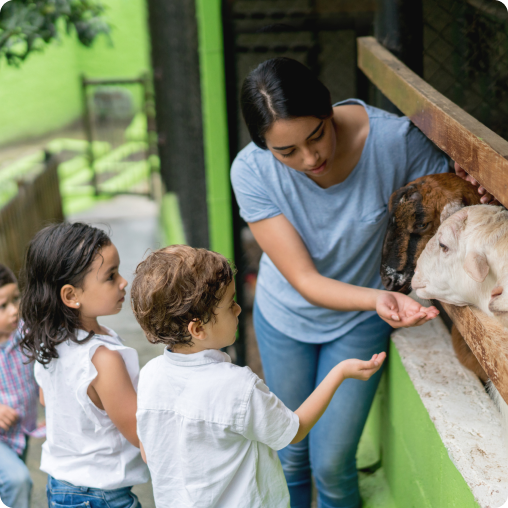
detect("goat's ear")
[463,251,489,283]
[440,200,464,223]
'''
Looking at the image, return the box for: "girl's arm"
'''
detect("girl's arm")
[88,346,139,447]
[39,387,45,406]
[249,214,438,328]
[291,352,386,444]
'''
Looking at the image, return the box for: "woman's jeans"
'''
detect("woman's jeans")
[253,303,392,508]
[0,440,32,508]
[47,476,141,508]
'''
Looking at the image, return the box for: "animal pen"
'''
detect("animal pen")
[357,37,508,507]
[0,156,63,275]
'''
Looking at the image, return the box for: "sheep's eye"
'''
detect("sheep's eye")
[439,242,449,253]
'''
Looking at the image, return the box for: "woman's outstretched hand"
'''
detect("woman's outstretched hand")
[376,292,439,328]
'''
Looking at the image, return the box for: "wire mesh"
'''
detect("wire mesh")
[423,0,508,140]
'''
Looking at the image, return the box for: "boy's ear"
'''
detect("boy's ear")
[188,319,206,341]
[60,284,80,310]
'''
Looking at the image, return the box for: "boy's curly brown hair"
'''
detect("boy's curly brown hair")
[131,245,236,349]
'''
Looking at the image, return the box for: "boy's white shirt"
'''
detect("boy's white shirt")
[34,327,149,489]
[137,348,299,508]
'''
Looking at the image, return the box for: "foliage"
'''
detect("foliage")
[0,0,110,65]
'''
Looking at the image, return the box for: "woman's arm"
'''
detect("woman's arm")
[88,346,139,447]
[249,214,438,327]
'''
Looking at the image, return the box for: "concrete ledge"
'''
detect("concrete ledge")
[392,318,508,507]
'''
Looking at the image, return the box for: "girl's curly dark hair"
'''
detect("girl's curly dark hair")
[20,222,111,365]
[131,245,236,349]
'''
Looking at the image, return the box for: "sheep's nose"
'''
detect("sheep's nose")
[491,286,503,298]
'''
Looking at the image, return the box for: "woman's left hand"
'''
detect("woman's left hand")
[376,292,439,328]
[454,162,499,205]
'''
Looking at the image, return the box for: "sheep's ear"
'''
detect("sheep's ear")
[464,251,489,283]
[440,200,464,223]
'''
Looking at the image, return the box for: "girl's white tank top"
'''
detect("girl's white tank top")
[34,326,149,489]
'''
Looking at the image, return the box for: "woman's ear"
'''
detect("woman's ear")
[60,284,80,310]
[188,319,207,341]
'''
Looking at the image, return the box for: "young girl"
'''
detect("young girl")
[20,222,149,508]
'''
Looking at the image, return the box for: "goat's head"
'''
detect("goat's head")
[381,173,481,293]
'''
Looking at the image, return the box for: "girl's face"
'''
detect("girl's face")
[0,283,20,340]
[71,244,128,320]
[264,115,336,180]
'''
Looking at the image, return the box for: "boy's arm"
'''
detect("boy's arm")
[89,346,140,447]
[140,441,147,463]
[291,353,386,444]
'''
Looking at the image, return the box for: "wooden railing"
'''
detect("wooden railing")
[0,156,64,274]
[357,36,508,405]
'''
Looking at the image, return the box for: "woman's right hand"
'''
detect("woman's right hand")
[376,291,439,328]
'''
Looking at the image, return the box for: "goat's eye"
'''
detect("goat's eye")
[439,242,449,253]
[415,222,430,230]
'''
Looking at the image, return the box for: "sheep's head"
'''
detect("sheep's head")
[412,208,482,305]
[381,173,481,293]
[413,205,508,314]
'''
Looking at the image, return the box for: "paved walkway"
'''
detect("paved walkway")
[27,194,162,508]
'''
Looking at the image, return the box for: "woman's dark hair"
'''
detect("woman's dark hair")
[20,222,111,365]
[240,57,333,149]
[0,264,17,288]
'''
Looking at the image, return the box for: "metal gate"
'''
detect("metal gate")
[81,73,158,199]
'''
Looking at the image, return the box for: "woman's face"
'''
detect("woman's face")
[264,115,336,179]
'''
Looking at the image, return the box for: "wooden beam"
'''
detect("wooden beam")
[356,36,508,404]
[442,303,508,404]
[357,36,508,208]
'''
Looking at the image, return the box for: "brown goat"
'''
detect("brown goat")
[381,173,487,382]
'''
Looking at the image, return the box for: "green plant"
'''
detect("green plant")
[0,0,110,65]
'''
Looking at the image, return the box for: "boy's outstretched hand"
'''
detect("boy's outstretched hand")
[291,351,387,444]
[339,353,387,381]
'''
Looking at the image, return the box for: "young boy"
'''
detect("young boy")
[131,246,386,508]
[0,264,42,508]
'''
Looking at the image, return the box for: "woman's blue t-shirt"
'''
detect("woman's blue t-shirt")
[231,99,449,343]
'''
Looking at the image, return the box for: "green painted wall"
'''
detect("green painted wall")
[378,342,479,508]
[195,0,234,260]
[0,0,150,147]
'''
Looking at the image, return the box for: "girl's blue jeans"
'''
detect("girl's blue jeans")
[253,303,392,508]
[46,476,141,508]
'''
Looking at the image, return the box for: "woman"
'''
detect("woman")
[231,57,466,508]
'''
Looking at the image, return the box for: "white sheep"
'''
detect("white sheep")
[412,204,508,321]
[412,204,508,459]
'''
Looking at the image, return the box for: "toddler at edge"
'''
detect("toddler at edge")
[132,245,386,508]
